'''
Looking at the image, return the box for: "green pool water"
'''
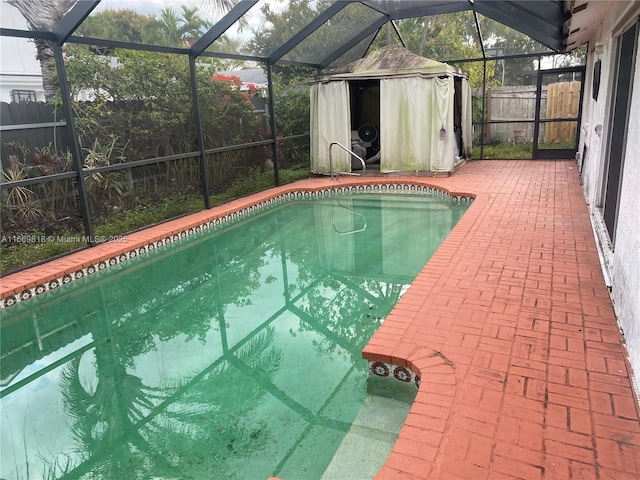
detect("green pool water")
[0,194,467,480]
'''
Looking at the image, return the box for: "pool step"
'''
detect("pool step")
[321,395,411,480]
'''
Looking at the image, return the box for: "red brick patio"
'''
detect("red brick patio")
[361,160,640,479]
[2,160,639,479]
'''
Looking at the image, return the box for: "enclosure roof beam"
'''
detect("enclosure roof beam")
[445,50,549,64]
[275,59,321,69]
[0,28,55,40]
[198,50,268,63]
[359,1,390,16]
[473,0,565,51]
[53,0,100,45]
[505,0,570,28]
[64,34,267,63]
[390,20,406,48]
[389,2,472,20]
[358,1,567,52]
[68,35,191,55]
[319,16,388,69]
[268,0,350,63]
[473,9,485,58]
[190,0,259,58]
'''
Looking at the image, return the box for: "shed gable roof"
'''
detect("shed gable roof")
[314,45,464,82]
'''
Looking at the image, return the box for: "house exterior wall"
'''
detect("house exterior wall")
[613,46,640,384]
[578,2,640,386]
[0,3,45,103]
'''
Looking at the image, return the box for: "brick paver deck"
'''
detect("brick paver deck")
[2,160,639,479]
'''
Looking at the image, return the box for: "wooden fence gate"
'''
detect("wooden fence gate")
[534,66,585,160]
[544,81,581,143]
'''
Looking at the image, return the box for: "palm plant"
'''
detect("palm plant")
[1,155,43,220]
[159,8,184,46]
[179,5,209,42]
[196,0,249,30]
[82,136,128,206]
[7,0,75,101]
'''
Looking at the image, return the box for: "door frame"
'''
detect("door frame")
[532,66,586,159]
[601,20,639,243]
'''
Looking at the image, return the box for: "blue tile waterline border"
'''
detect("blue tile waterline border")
[1,184,473,309]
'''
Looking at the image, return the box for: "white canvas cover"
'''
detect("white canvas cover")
[461,77,473,158]
[310,81,350,174]
[310,46,472,174]
[379,76,455,172]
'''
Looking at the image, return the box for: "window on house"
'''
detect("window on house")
[11,89,37,102]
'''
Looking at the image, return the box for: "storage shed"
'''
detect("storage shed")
[310,46,473,175]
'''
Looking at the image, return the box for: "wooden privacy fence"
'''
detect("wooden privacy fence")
[484,86,537,141]
[0,101,70,170]
[545,81,580,144]
[479,82,581,144]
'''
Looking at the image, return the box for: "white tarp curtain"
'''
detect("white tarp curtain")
[461,78,473,158]
[310,81,350,174]
[379,76,455,173]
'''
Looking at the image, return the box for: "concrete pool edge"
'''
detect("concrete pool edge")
[0,179,474,308]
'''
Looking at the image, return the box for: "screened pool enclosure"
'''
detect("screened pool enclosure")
[1,0,586,273]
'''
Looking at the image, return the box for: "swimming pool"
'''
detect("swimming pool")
[0,190,470,479]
